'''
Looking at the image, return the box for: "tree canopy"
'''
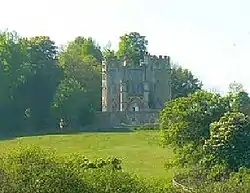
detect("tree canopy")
[160,81,250,182]
[170,64,203,99]
[116,32,148,65]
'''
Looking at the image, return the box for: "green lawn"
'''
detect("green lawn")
[0,130,174,179]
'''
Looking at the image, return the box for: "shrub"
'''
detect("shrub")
[0,146,87,193]
[199,168,250,193]
[60,153,122,172]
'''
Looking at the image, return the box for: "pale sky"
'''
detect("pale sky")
[1,0,250,94]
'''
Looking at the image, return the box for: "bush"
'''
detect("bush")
[198,168,250,193]
[0,146,87,193]
[59,153,122,172]
[81,169,144,193]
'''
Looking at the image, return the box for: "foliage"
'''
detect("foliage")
[170,64,203,99]
[173,167,250,193]
[116,32,148,65]
[160,90,231,148]
[21,36,62,130]
[228,81,244,94]
[163,89,250,190]
[0,32,62,131]
[0,146,87,193]
[198,168,250,193]
[53,36,102,127]
[203,112,250,174]
[230,91,250,115]
[60,154,122,171]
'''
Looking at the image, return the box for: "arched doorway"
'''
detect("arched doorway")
[127,97,143,112]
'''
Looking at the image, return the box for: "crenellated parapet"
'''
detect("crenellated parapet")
[142,52,170,69]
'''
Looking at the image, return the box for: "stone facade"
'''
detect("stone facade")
[97,53,171,127]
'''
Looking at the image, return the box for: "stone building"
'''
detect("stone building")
[95,53,171,127]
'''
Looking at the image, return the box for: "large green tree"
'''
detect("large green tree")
[53,36,102,128]
[116,32,148,65]
[170,64,203,99]
[203,112,250,179]
[0,32,62,132]
[160,91,232,167]
[160,91,231,148]
[20,36,62,130]
[0,31,33,131]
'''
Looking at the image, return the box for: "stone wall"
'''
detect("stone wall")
[92,110,160,128]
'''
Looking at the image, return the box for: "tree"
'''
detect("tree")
[0,31,32,131]
[53,36,102,128]
[232,91,250,114]
[19,36,62,130]
[160,90,231,167]
[103,46,116,62]
[170,64,203,99]
[160,90,231,148]
[203,112,250,173]
[116,32,148,65]
[228,81,244,94]
[65,36,103,64]
[227,82,250,115]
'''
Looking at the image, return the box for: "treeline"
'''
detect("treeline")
[0,31,202,134]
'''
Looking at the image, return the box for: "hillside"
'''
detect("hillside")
[0,130,173,179]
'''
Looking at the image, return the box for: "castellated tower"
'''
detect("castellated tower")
[101,53,171,114]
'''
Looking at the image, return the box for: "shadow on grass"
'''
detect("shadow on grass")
[0,126,134,141]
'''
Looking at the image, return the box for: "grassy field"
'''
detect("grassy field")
[0,130,174,179]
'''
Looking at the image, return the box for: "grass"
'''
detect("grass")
[0,130,174,179]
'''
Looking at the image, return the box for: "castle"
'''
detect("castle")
[95,53,171,127]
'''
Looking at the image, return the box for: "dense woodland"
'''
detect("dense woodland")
[0,31,202,134]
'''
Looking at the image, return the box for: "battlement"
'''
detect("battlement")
[144,52,170,62]
[102,53,170,70]
[143,52,170,69]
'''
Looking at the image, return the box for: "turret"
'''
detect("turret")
[158,55,171,69]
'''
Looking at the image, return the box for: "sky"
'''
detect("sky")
[0,0,250,94]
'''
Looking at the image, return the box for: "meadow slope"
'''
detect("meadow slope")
[0,130,174,179]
